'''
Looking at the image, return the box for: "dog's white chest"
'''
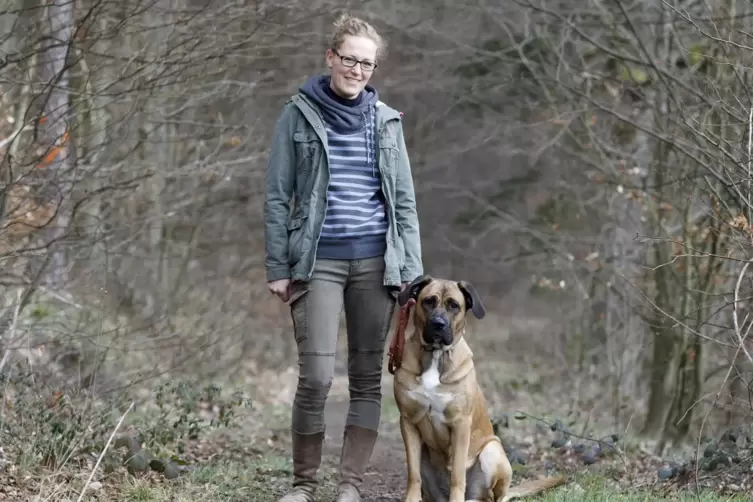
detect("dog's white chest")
[406,350,453,425]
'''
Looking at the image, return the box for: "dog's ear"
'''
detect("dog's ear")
[398,275,434,306]
[457,281,486,319]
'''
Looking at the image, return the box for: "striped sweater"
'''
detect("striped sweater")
[316,119,389,260]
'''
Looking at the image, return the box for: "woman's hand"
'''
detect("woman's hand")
[268,279,292,302]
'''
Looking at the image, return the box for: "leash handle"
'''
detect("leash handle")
[388,298,415,375]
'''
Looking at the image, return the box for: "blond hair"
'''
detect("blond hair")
[330,13,386,59]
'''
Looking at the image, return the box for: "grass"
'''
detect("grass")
[23,450,335,502]
[2,308,748,502]
[8,378,749,502]
[32,459,748,502]
[134,455,337,502]
[6,385,750,502]
[535,474,749,501]
[114,453,331,502]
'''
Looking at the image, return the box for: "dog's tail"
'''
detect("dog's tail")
[501,476,567,501]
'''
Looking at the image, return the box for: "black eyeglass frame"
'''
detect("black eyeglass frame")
[332,49,378,72]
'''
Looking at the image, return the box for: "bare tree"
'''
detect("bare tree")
[492,0,753,452]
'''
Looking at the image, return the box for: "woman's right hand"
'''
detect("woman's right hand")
[268,278,292,302]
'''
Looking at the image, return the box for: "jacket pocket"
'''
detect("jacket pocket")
[287,215,308,265]
[294,131,320,161]
[293,131,320,196]
[379,136,398,174]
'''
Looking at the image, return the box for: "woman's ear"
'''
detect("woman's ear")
[325,48,335,69]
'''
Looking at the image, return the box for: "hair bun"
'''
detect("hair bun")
[329,13,386,58]
[334,12,352,28]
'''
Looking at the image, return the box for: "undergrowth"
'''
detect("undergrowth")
[0,371,251,499]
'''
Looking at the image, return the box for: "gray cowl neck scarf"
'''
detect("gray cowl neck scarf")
[299,74,378,135]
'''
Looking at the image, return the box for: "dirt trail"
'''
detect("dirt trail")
[321,373,406,501]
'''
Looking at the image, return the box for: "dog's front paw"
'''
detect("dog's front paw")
[403,484,422,502]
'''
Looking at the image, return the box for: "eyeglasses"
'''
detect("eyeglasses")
[333,49,377,72]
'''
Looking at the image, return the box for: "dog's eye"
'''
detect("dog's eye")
[422,296,437,308]
[447,299,460,310]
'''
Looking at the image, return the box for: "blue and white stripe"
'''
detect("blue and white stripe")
[316,112,389,260]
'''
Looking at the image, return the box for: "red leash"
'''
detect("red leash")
[388,298,415,375]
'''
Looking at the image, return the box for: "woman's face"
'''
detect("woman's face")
[326,35,378,99]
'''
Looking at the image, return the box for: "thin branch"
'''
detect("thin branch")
[733,259,753,366]
[0,289,24,375]
[75,401,134,502]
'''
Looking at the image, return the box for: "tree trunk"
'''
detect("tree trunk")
[38,0,75,290]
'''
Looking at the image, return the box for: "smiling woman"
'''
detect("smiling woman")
[324,18,383,99]
[263,11,424,502]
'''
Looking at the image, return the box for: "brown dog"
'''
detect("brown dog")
[392,275,566,502]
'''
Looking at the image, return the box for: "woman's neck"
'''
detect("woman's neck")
[326,82,363,106]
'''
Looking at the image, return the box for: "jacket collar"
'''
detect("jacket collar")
[293,92,402,131]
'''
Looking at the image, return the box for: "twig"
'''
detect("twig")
[0,289,25,375]
[732,260,753,366]
[747,106,752,224]
[694,341,744,489]
[37,286,82,309]
[75,401,134,502]
[619,273,734,347]
[0,123,33,151]
[508,410,628,468]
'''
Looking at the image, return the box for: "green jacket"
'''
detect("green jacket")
[263,93,423,288]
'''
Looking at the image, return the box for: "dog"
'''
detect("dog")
[392,275,566,502]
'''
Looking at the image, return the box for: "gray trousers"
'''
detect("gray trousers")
[288,257,397,435]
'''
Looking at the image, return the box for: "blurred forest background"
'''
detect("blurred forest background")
[1,0,753,500]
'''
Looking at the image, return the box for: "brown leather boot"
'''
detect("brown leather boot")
[278,430,325,502]
[335,425,378,502]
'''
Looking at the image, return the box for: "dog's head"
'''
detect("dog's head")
[397,275,486,349]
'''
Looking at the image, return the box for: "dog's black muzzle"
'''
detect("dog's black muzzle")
[422,312,452,347]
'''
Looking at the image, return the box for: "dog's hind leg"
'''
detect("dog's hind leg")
[476,440,512,502]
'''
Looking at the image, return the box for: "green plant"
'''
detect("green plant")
[1,375,250,480]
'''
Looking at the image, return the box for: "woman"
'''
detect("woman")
[263,12,423,502]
